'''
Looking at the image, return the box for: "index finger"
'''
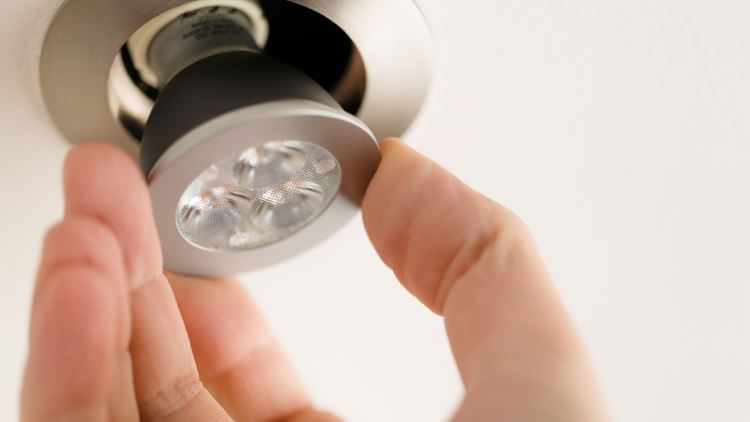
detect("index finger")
[63,143,230,421]
[362,139,608,421]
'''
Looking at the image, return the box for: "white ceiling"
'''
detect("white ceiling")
[1,1,749,421]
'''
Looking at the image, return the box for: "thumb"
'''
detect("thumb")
[362,138,609,421]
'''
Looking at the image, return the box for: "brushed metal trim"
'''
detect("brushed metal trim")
[40,0,433,156]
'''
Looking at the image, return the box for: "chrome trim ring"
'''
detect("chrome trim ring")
[40,0,434,158]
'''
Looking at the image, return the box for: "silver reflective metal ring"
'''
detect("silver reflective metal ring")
[40,0,434,158]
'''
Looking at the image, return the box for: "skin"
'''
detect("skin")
[21,138,609,422]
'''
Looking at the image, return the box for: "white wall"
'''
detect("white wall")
[1,1,749,421]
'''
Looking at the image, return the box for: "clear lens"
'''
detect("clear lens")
[176,141,341,250]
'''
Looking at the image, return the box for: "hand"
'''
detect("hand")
[21,139,608,421]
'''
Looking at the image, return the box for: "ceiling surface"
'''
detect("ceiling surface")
[1,1,749,421]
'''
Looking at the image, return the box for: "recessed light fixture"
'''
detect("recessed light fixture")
[139,4,380,275]
[40,0,433,276]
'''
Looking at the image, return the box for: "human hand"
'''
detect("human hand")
[21,139,608,421]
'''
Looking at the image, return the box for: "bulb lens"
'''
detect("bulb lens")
[176,141,341,250]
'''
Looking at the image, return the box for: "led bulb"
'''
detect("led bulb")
[139,50,381,275]
[176,140,341,250]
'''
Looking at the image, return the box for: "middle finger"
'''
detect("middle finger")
[167,271,313,422]
[63,143,232,420]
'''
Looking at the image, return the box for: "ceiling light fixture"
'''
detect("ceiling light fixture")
[142,5,379,275]
[40,0,433,276]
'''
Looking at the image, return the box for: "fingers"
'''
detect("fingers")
[63,143,162,290]
[128,273,220,421]
[362,139,608,420]
[62,143,230,421]
[22,217,138,422]
[166,271,313,422]
[362,138,504,315]
[283,411,346,422]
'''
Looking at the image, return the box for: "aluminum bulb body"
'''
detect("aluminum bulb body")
[140,50,380,276]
